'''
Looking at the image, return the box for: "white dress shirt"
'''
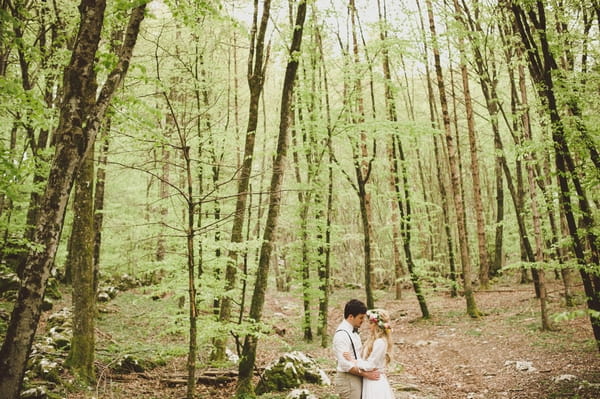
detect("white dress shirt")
[332,319,363,372]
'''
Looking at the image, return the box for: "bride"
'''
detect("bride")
[344,309,395,399]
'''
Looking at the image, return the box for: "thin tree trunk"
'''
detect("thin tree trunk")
[93,126,109,293]
[182,145,197,399]
[416,0,458,296]
[387,145,405,300]
[492,144,504,277]
[10,0,55,278]
[216,0,272,363]
[378,0,427,315]
[235,2,306,395]
[452,0,490,288]
[524,120,551,331]
[348,0,376,309]
[315,21,333,348]
[291,108,313,342]
[425,0,479,317]
[391,134,429,318]
[156,139,169,261]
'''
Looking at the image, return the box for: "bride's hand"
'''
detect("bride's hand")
[343,352,353,361]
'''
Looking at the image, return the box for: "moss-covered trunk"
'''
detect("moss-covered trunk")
[0,3,146,396]
[66,145,96,383]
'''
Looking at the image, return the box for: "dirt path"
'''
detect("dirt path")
[84,280,599,398]
[373,285,599,399]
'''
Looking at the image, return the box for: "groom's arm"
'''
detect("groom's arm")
[352,368,380,380]
[332,332,356,372]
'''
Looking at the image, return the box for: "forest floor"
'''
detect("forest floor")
[38,276,600,398]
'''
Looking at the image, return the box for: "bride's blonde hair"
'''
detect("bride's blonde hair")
[361,309,393,365]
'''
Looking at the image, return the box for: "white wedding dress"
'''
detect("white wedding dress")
[357,338,395,399]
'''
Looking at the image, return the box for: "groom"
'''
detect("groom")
[333,299,380,399]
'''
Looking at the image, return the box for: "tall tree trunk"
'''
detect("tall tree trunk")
[235,2,306,395]
[511,1,600,347]
[388,143,406,301]
[378,0,427,316]
[9,0,56,278]
[93,126,109,293]
[65,145,96,383]
[291,114,313,342]
[425,0,479,317]
[348,0,376,309]
[315,21,333,348]
[524,123,551,331]
[182,146,197,399]
[492,143,504,277]
[391,134,429,318]
[0,3,146,397]
[216,0,272,363]
[156,134,170,261]
[416,0,458,296]
[451,0,490,288]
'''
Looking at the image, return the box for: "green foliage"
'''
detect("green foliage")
[502,260,600,276]
[411,258,455,293]
[552,309,600,323]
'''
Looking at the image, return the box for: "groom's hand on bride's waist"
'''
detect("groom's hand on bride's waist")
[360,369,381,380]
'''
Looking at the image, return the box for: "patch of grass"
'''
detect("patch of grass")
[465,328,483,337]
[95,289,188,365]
[441,309,466,321]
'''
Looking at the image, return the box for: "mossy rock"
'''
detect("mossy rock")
[32,358,62,383]
[0,271,19,296]
[47,327,71,350]
[20,386,48,399]
[47,308,72,329]
[115,274,141,291]
[45,278,62,300]
[111,354,156,374]
[255,351,330,395]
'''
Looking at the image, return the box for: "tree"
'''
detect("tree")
[235,0,307,396]
[215,0,272,363]
[0,1,146,396]
[337,0,377,309]
[510,0,600,348]
[450,0,490,288]
[64,145,96,382]
[424,0,479,318]
[378,0,429,318]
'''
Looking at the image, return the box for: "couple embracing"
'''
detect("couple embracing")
[332,299,395,399]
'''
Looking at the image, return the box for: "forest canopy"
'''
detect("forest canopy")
[0,0,598,398]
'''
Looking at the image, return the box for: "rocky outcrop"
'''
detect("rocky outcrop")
[255,351,330,395]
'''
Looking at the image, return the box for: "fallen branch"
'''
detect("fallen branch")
[159,368,249,387]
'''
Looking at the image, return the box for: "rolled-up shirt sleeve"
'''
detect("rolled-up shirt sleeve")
[332,331,356,372]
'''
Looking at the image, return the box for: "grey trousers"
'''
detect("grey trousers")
[334,371,362,399]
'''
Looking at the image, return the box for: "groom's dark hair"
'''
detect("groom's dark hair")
[344,299,367,318]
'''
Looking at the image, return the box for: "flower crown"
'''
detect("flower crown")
[366,310,391,331]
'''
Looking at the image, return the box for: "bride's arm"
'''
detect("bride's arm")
[356,339,387,370]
